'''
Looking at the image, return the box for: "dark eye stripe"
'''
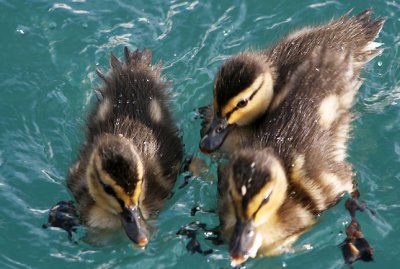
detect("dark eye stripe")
[252,190,272,218]
[99,179,117,196]
[225,79,264,121]
[94,169,125,209]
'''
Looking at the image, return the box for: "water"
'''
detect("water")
[0,0,399,268]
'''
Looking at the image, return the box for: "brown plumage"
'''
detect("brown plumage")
[199,9,385,154]
[217,44,373,266]
[67,47,182,246]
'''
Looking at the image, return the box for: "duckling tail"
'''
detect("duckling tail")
[344,9,386,65]
[124,46,163,76]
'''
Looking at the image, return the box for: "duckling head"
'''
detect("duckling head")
[226,149,287,266]
[86,134,149,247]
[200,52,274,153]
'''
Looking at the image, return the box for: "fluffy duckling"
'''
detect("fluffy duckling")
[217,45,365,265]
[200,9,384,153]
[67,47,183,246]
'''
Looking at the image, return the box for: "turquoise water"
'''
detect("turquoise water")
[0,0,399,268]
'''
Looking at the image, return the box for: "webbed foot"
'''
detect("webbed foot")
[43,200,80,242]
[177,220,224,255]
[340,197,374,265]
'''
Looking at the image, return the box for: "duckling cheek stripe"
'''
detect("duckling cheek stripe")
[95,169,125,209]
[225,82,263,122]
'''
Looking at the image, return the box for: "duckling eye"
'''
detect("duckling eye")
[237,99,248,108]
[99,180,117,197]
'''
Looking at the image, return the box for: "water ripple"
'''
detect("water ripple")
[49,3,90,14]
[1,1,400,268]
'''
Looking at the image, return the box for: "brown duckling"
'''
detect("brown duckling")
[217,45,368,265]
[200,9,384,154]
[66,47,182,246]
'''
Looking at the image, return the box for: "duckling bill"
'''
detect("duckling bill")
[65,47,182,246]
[200,9,385,154]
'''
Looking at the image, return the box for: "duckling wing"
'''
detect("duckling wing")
[256,45,360,211]
[265,9,384,90]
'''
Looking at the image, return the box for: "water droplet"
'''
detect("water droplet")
[377,61,382,66]
[16,28,26,35]
[303,243,313,250]
[282,261,287,267]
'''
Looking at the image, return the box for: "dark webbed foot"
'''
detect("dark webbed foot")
[178,155,209,189]
[43,200,80,242]
[340,197,374,265]
[177,221,223,255]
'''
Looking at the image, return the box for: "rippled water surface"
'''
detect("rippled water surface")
[1,0,399,268]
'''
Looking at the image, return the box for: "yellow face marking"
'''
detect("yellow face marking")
[228,173,245,219]
[245,182,273,219]
[252,158,287,225]
[87,156,122,214]
[221,75,264,117]
[131,144,144,205]
[87,145,145,214]
[221,72,274,126]
[318,94,340,129]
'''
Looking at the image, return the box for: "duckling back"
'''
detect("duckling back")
[89,47,183,192]
[199,9,384,154]
[267,9,384,92]
[67,47,182,237]
[217,45,366,264]
[88,47,177,143]
[255,45,360,212]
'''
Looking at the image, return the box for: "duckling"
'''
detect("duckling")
[200,9,384,154]
[217,45,366,266]
[66,47,183,246]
